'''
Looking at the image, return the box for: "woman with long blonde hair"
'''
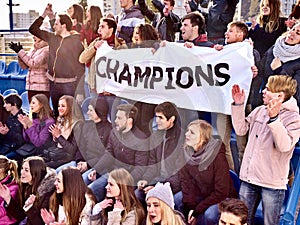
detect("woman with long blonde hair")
[91,168,145,225]
[249,0,287,57]
[146,182,186,225]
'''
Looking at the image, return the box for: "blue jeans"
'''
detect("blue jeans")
[195,203,219,225]
[88,173,108,202]
[56,161,77,174]
[239,181,285,225]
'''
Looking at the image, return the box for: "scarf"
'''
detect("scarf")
[184,138,222,171]
[273,36,300,63]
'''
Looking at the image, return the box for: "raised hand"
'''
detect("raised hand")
[267,97,282,118]
[18,114,32,129]
[8,42,23,53]
[232,84,245,105]
[97,198,114,209]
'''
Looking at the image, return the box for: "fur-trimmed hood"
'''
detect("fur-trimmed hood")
[37,167,56,196]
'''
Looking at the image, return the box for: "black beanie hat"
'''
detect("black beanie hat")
[93,97,109,119]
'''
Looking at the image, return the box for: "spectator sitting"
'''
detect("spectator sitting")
[0,156,19,224]
[43,95,84,169]
[41,167,96,225]
[180,119,237,225]
[0,156,56,225]
[0,94,25,158]
[146,182,187,225]
[17,94,55,159]
[0,94,9,124]
[91,168,145,224]
[218,198,248,225]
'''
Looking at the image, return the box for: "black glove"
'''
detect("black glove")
[8,41,23,53]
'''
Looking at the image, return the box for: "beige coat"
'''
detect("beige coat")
[231,97,300,189]
[79,37,127,90]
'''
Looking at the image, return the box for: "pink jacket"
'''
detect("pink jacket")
[0,175,19,225]
[231,97,300,189]
[18,40,50,92]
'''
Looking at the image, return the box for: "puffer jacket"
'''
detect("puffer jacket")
[231,97,300,189]
[0,176,19,225]
[116,5,145,44]
[5,167,56,225]
[18,40,50,91]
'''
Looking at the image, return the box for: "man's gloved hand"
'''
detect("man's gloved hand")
[8,42,23,53]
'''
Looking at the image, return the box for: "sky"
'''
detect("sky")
[0,0,102,30]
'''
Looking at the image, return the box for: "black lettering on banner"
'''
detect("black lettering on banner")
[165,67,176,89]
[150,66,163,89]
[133,66,151,88]
[96,56,107,78]
[176,67,193,89]
[214,63,230,86]
[118,64,132,86]
[107,58,119,81]
[194,64,214,86]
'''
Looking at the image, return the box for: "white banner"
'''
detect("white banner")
[95,41,254,115]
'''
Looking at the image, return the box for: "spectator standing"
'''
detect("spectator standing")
[206,0,239,45]
[248,0,287,58]
[80,5,102,47]
[0,94,25,158]
[146,182,187,225]
[67,3,84,32]
[180,12,214,47]
[263,23,300,107]
[116,0,145,45]
[180,120,237,225]
[91,168,145,225]
[0,156,56,225]
[29,3,85,117]
[41,167,96,225]
[9,35,50,101]
[138,0,180,42]
[231,75,300,225]
[0,156,19,225]
[79,18,126,95]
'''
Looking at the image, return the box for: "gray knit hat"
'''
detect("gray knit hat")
[146,182,174,209]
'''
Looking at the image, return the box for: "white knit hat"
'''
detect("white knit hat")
[146,182,175,209]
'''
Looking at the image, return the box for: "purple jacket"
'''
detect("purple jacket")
[23,117,55,147]
[0,176,19,225]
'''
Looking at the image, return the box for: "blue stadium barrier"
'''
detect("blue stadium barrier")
[20,91,30,115]
[0,60,6,74]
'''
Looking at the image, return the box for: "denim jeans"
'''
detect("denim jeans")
[195,203,219,225]
[55,161,77,174]
[88,173,108,202]
[239,181,285,225]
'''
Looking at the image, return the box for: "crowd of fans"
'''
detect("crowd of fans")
[0,0,300,224]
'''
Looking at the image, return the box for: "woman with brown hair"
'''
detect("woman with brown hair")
[0,155,19,224]
[41,167,96,225]
[179,119,237,225]
[43,95,84,168]
[18,94,55,148]
[91,168,145,225]
[68,4,84,32]
[80,5,103,47]
[0,156,56,225]
[131,23,160,48]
